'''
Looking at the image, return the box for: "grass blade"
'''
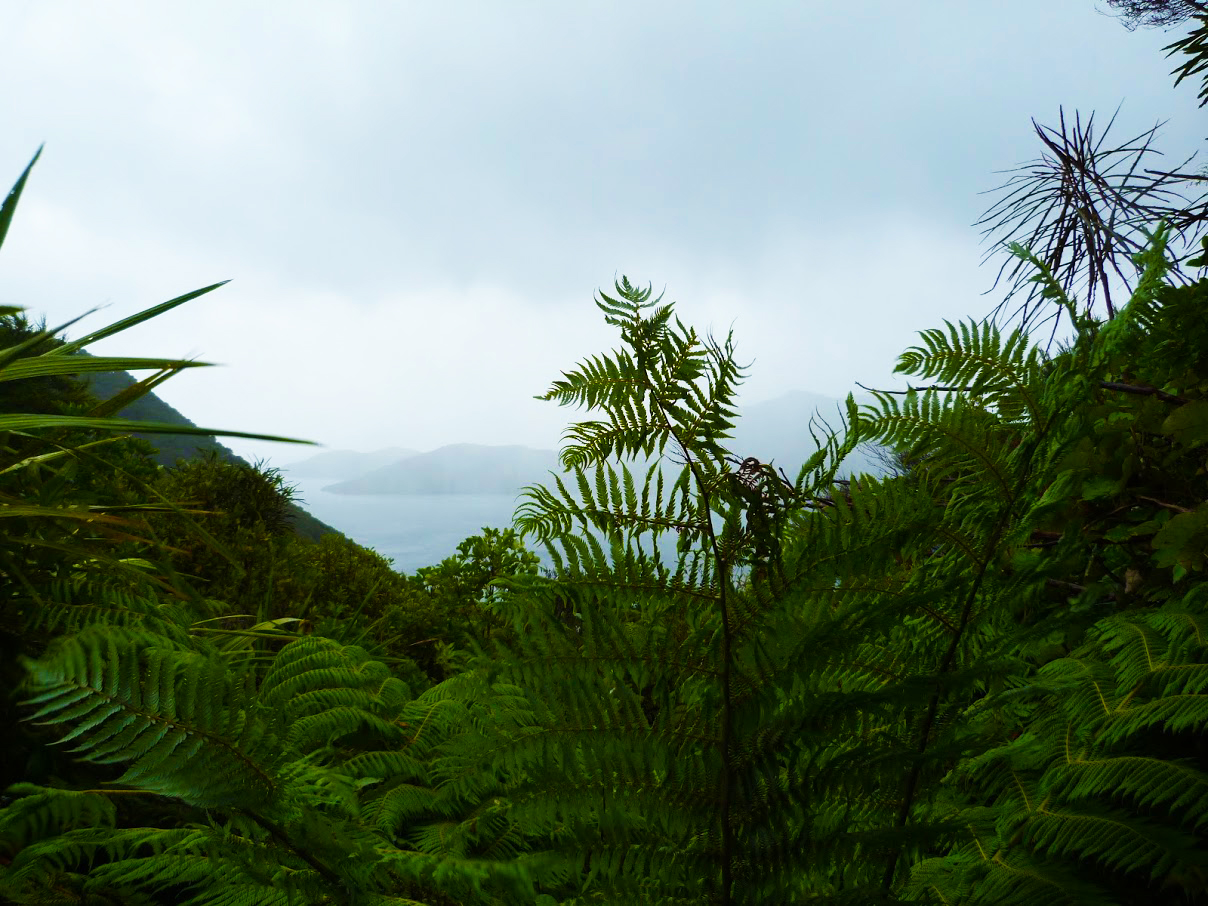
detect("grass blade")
[0,145,42,253]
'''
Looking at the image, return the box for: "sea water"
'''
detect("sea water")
[286,478,716,578]
[286,477,531,574]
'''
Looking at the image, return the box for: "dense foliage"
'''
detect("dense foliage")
[4,7,1208,904]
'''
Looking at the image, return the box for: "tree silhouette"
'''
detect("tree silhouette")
[976,105,1208,335]
[1101,0,1208,30]
[977,0,1208,335]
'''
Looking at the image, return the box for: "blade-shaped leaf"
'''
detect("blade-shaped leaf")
[51,282,229,356]
[0,356,211,384]
[86,367,181,418]
[0,414,315,446]
[0,145,42,252]
[0,310,99,372]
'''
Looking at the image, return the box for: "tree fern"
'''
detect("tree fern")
[904,226,1208,905]
[488,277,876,904]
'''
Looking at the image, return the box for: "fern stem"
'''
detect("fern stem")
[717,539,734,906]
[690,466,734,905]
[880,518,1005,892]
[879,362,1060,892]
[658,435,735,903]
[642,340,735,905]
[239,808,345,891]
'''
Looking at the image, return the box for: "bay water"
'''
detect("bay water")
[285,476,689,577]
[287,476,532,574]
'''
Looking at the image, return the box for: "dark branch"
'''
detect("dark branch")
[1099,381,1189,404]
[857,380,1189,405]
[1100,0,1208,31]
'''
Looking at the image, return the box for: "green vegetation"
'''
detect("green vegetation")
[3,6,1208,904]
[80,358,343,543]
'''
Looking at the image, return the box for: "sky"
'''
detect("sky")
[1,1,1205,466]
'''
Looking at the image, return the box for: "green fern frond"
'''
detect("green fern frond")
[895,319,1045,423]
[1004,240,1080,326]
[19,627,277,809]
[1023,801,1205,879]
[907,846,1120,906]
[534,278,746,479]
[0,784,116,856]
[1110,220,1176,340]
[13,576,194,639]
[863,390,1017,500]
[1045,750,1208,829]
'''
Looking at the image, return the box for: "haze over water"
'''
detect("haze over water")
[286,476,528,574]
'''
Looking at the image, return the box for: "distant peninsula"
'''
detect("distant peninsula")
[321,443,561,495]
[314,392,887,497]
[281,447,417,480]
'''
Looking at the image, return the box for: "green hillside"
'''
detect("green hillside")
[81,360,343,542]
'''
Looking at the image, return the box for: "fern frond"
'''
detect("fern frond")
[0,784,116,855]
[14,575,193,640]
[19,627,278,809]
[896,319,1046,424]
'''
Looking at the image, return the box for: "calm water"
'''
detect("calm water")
[287,477,533,574]
[286,476,690,576]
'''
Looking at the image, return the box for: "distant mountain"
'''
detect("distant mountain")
[730,389,883,479]
[323,444,560,495]
[80,364,343,543]
[318,391,886,499]
[280,447,418,481]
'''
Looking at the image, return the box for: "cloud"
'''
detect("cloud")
[1,0,1204,468]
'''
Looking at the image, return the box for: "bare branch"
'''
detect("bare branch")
[858,379,1189,405]
[976,104,1208,334]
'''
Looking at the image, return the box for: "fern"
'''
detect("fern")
[485,278,898,904]
[905,227,1208,905]
[2,629,548,905]
[5,161,1207,904]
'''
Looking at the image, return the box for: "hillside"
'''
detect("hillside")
[81,365,343,542]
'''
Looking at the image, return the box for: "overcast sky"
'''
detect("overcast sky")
[1,1,1204,465]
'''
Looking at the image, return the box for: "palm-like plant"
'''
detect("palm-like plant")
[0,147,312,593]
[977,5,1208,335]
[0,146,315,801]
